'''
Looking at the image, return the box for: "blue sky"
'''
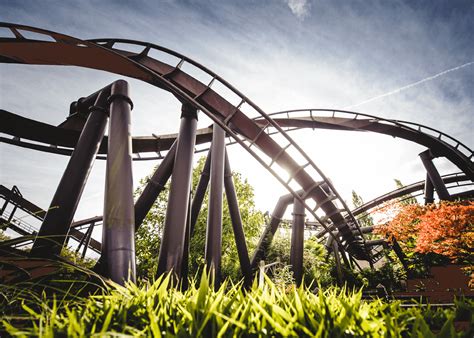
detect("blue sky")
[1,1,473,231]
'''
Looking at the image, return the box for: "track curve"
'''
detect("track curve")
[0,23,367,259]
[257,109,474,179]
[3,106,473,181]
[352,172,473,217]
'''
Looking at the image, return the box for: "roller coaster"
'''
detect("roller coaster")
[1,23,473,286]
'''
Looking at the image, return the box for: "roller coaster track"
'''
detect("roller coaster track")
[3,24,472,262]
[280,172,473,231]
[352,172,473,217]
[2,107,472,179]
[0,184,102,254]
[0,109,211,160]
[257,109,474,179]
[0,23,368,259]
[5,171,470,260]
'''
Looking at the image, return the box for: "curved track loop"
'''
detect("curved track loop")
[352,172,473,217]
[258,109,474,179]
[3,107,473,180]
[0,109,211,160]
[0,23,368,259]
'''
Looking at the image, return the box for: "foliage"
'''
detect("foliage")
[345,263,406,291]
[135,156,265,282]
[375,200,474,263]
[60,246,97,269]
[351,190,374,229]
[266,233,336,287]
[0,230,10,241]
[2,271,472,337]
[393,178,418,205]
[0,231,95,269]
[0,258,107,322]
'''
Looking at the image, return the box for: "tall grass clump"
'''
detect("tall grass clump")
[1,271,473,337]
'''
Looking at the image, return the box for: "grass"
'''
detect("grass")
[1,268,473,337]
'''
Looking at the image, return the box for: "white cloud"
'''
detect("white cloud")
[284,0,311,19]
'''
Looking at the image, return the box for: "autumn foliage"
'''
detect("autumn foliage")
[374,200,474,262]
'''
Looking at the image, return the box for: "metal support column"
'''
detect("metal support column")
[205,124,226,286]
[181,192,192,290]
[157,104,198,278]
[290,197,305,285]
[81,223,94,259]
[190,151,212,234]
[332,241,344,285]
[224,151,252,287]
[0,192,10,217]
[391,239,409,272]
[340,250,353,270]
[250,192,294,268]
[103,80,136,285]
[134,140,177,229]
[419,150,451,200]
[31,90,109,258]
[75,223,93,256]
[423,172,435,204]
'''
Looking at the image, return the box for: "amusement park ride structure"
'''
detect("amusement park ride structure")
[0,23,473,286]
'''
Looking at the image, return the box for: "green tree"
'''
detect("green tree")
[0,230,10,241]
[266,233,336,287]
[394,179,417,205]
[135,156,265,281]
[351,190,374,228]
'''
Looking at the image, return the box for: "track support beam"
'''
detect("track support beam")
[30,90,109,258]
[181,192,193,290]
[224,151,252,287]
[391,238,409,272]
[250,192,295,268]
[290,197,305,285]
[423,172,435,204]
[157,104,197,278]
[332,241,344,285]
[205,125,226,286]
[134,140,177,229]
[190,150,212,233]
[102,80,136,285]
[419,150,451,201]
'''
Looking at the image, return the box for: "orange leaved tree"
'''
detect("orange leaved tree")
[375,200,473,262]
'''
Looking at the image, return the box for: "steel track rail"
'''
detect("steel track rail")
[0,109,211,161]
[315,173,473,238]
[3,107,472,180]
[262,109,473,179]
[3,109,473,257]
[0,23,365,258]
[353,173,473,216]
[83,39,367,253]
